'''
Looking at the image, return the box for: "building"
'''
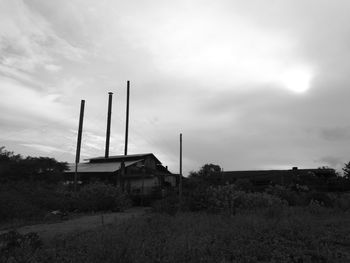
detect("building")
[65,153,177,195]
[220,167,336,190]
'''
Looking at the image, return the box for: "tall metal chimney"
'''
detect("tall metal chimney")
[124,81,130,156]
[74,99,85,192]
[105,92,113,158]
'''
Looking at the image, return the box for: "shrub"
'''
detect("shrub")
[238,192,287,210]
[77,182,130,212]
[0,189,42,222]
[0,231,42,262]
[329,193,350,211]
[307,192,333,207]
[0,182,131,223]
[265,185,309,206]
[152,192,179,215]
[206,185,286,214]
[234,178,254,192]
[183,185,210,211]
[207,184,243,214]
[307,199,329,215]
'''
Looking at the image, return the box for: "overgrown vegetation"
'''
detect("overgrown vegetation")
[0,148,131,224]
[6,208,350,262]
[0,182,131,223]
[2,150,350,262]
[0,147,67,183]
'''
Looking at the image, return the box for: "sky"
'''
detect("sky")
[1,0,350,175]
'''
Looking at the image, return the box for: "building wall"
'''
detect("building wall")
[144,156,156,169]
[127,177,159,195]
[164,175,177,187]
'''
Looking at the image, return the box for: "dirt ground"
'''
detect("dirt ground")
[0,207,149,243]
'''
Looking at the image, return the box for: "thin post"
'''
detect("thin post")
[105,92,113,158]
[75,100,85,192]
[179,133,183,203]
[124,80,130,156]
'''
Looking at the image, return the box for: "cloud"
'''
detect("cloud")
[44,64,62,72]
[20,143,67,154]
[0,0,85,80]
[318,156,344,170]
[320,127,350,141]
[1,0,350,175]
[0,76,74,131]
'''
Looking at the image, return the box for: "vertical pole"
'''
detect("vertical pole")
[179,133,183,204]
[105,92,113,158]
[124,80,130,156]
[75,100,85,192]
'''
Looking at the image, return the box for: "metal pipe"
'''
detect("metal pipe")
[179,133,183,204]
[105,92,113,158]
[124,81,130,156]
[75,99,85,192]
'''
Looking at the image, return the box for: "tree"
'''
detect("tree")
[189,163,222,178]
[342,161,350,179]
[0,147,67,182]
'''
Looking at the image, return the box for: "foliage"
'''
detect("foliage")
[234,178,254,192]
[0,147,67,182]
[22,209,350,262]
[207,185,287,214]
[0,184,43,222]
[343,161,350,179]
[265,185,309,206]
[332,193,350,211]
[189,163,221,178]
[152,191,179,215]
[77,182,131,212]
[182,183,211,211]
[0,181,131,223]
[307,191,333,207]
[0,230,42,262]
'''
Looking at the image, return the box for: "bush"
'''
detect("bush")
[237,192,287,210]
[77,182,130,212]
[307,199,328,215]
[0,182,131,223]
[206,185,286,214]
[207,184,243,214]
[328,193,350,211]
[234,178,254,192]
[152,192,179,215]
[0,231,42,262]
[307,192,333,207]
[0,189,42,222]
[265,185,309,206]
[183,185,210,211]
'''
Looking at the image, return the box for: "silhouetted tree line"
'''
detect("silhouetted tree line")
[186,163,350,192]
[0,147,67,183]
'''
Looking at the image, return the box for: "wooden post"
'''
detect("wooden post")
[75,100,85,192]
[124,80,130,156]
[179,133,183,204]
[105,92,113,158]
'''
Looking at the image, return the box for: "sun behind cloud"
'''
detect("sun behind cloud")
[280,67,313,93]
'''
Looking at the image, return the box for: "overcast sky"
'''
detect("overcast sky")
[1,0,350,175]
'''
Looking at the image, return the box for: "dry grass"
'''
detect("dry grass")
[12,207,350,263]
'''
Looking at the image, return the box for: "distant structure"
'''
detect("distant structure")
[66,153,177,195]
[219,167,336,190]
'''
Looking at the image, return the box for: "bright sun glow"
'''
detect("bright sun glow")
[280,68,313,93]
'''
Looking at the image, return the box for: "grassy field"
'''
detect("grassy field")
[4,207,350,263]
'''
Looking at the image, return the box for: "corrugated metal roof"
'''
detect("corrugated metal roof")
[66,160,142,173]
[85,153,153,161]
[84,153,162,164]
